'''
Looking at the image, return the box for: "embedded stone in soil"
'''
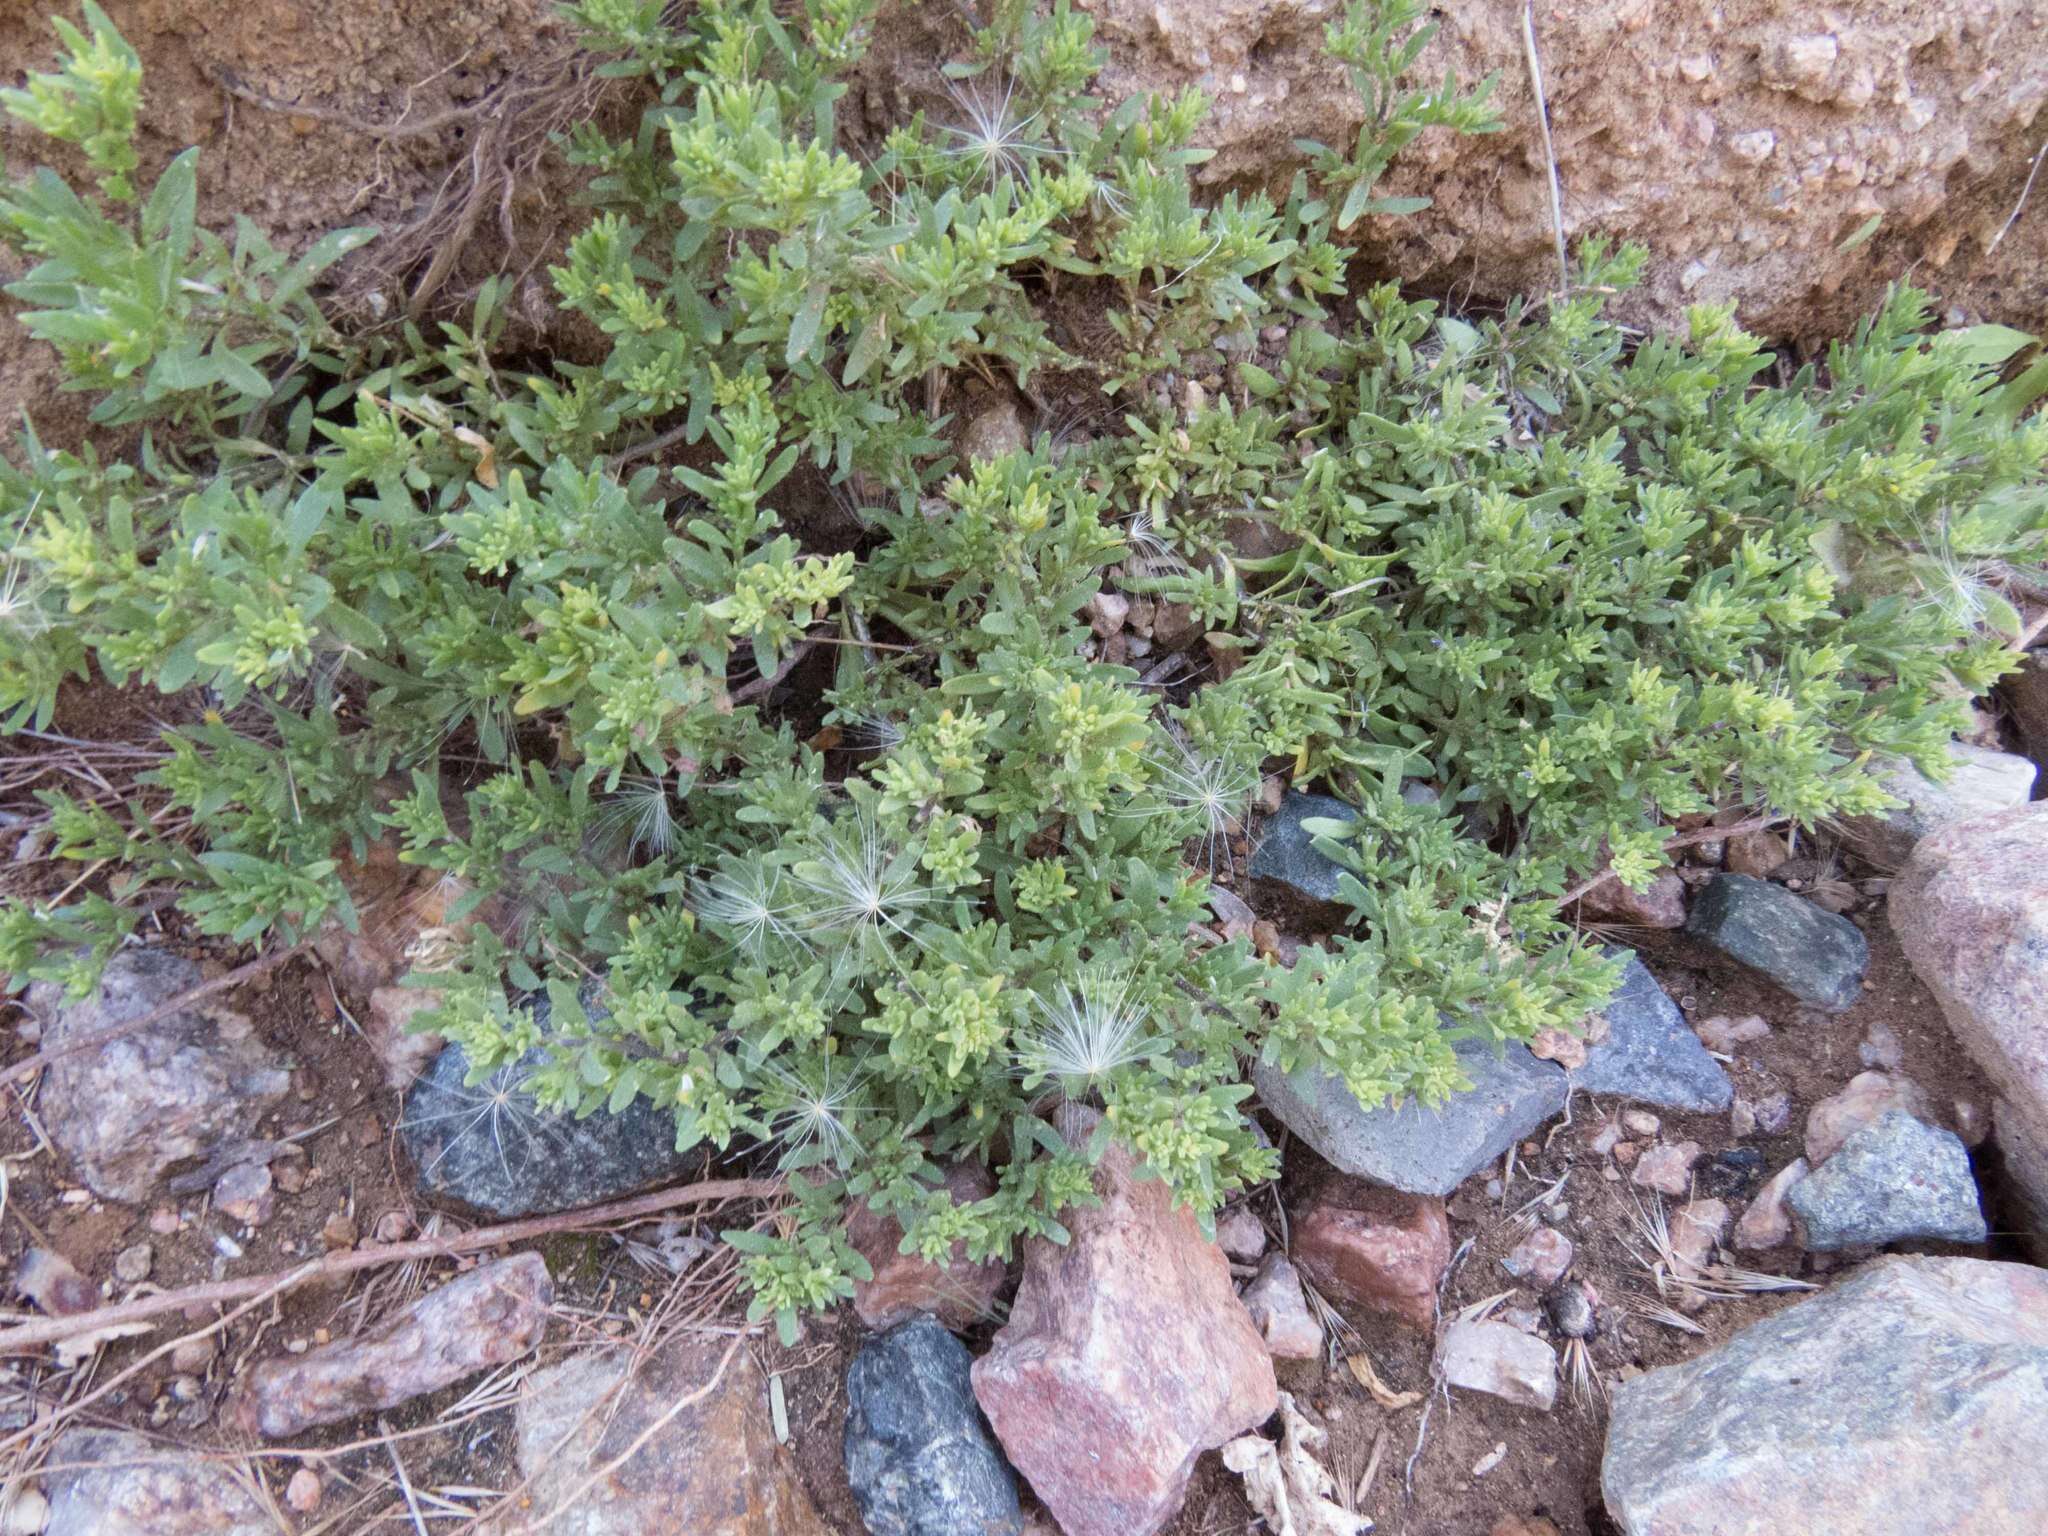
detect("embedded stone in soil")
[44,1427,276,1536]
[237,1253,552,1438]
[1255,1036,1566,1197]
[514,1331,830,1535]
[401,1040,692,1219]
[1685,874,1868,1011]
[1785,1110,1987,1250]
[844,1314,1023,1536]
[25,948,292,1205]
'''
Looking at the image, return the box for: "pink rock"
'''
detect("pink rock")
[1241,1255,1323,1360]
[972,1116,1277,1536]
[1216,1207,1268,1262]
[1893,805,2048,1258]
[1731,1088,1792,1139]
[845,1161,1006,1331]
[1694,1013,1771,1053]
[1631,1141,1702,1198]
[1292,1178,1452,1333]
[1669,1198,1728,1275]
[1574,867,1687,929]
[239,1254,551,1437]
[1804,1071,1931,1165]
[1735,1159,1809,1250]
[1500,1226,1574,1288]
[1529,1025,1588,1070]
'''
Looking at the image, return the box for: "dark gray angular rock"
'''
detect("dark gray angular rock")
[1603,1257,2048,1534]
[1786,1110,1987,1250]
[1247,791,1357,904]
[27,949,292,1204]
[845,1315,1021,1536]
[1255,1037,1567,1197]
[401,992,689,1219]
[1685,874,1868,1011]
[1572,954,1733,1112]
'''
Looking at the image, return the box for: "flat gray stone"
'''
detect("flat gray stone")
[1255,1037,1566,1197]
[1685,874,1868,1011]
[1603,1256,2048,1535]
[1786,1110,1987,1250]
[401,990,689,1219]
[1573,954,1732,1112]
[845,1315,1021,1536]
[1247,791,1357,904]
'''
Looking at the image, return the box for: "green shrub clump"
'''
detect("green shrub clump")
[1,1,2042,1335]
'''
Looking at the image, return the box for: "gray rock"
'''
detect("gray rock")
[1573,954,1732,1112]
[27,949,291,1204]
[1247,791,1357,904]
[1836,742,2036,869]
[1255,1037,1566,1197]
[45,1428,272,1536]
[845,1315,1022,1536]
[1785,1110,1986,1250]
[1685,874,1868,1011]
[1603,1256,2048,1534]
[1436,1318,1557,1411]
[401,993,689,1219]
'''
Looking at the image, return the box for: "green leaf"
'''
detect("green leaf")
[787,284,828,367]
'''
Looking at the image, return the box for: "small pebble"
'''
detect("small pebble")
[213,1163,274,1227]
[320,1212,358,1251]
[1623,1110,1661,1138]
[149,1207,182,1236]
[285,1468,323,1514]
[172,1337,218,1373]
[113,1243,153,1285]
[1632,1140,1702,1197]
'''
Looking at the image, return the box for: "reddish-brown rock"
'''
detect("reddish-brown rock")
[845,1161,1006,1331]
[1573,868,1688,929]
[971,1113,1277,1536]
[1291,1178,1451,1333]
[239,1254,550,1437]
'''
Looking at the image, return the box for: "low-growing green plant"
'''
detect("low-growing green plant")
[1,0,2043,1339]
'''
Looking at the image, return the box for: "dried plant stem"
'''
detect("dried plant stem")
[1521,3,1569,293]
[0,1176,782,1356]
